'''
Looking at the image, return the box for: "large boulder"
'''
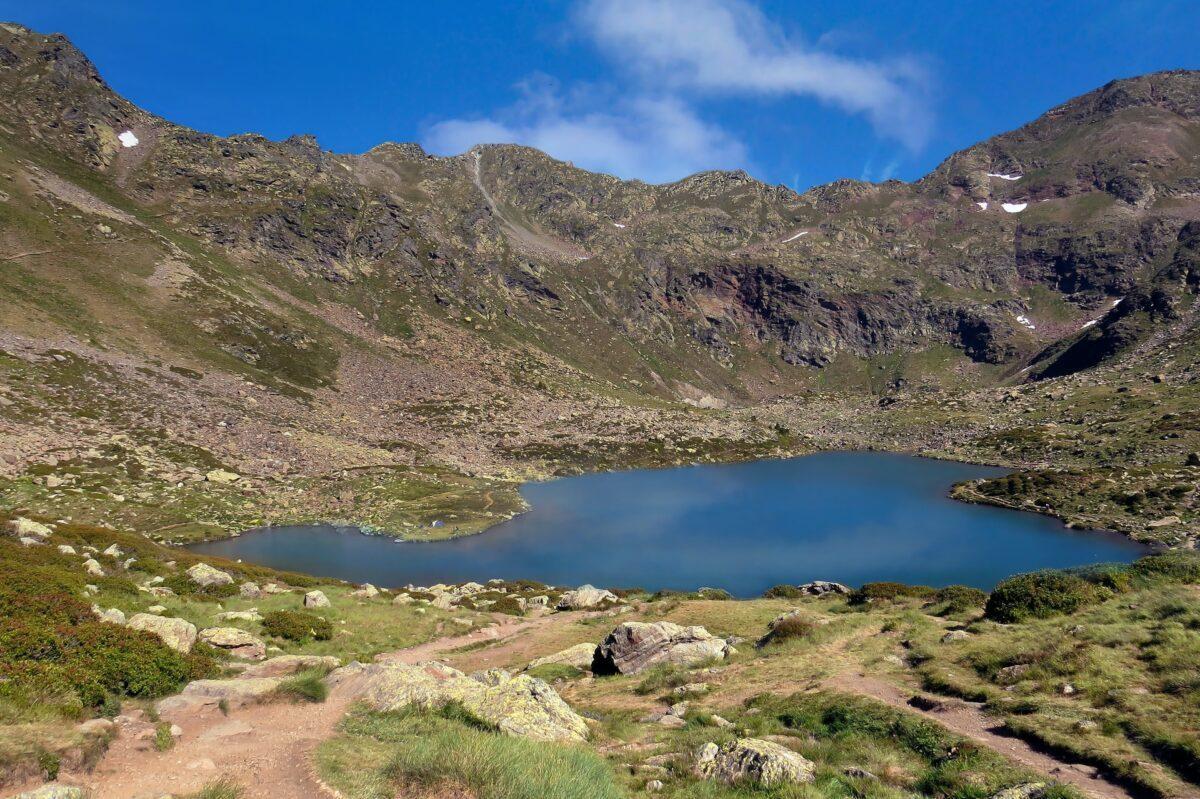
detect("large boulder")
[526,642,597,671]
[304,589,331,608]
[592,621,733,675]
[127,613,197,653]
[198,627,267,660]
[357,661,589,742]
[157,677,280,717]
[556,584,618,610]
[186,562,233,587]
[795,580,851,596]
[695,738,816,787]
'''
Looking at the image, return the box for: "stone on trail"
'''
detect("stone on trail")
[187,562,234,587]
[695,738,816,786]
[199,626,267,660]
[555,584,618,610]
[526,642,597,671]
[304,589,331,608]
[592,621,733,675]
[127,613,198,653]
[356,661,590,742]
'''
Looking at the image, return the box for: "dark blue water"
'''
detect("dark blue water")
[189,452,1148,595]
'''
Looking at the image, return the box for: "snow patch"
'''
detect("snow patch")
[1111,298,1123,307]
[1001,202,1028,213]
[612,223,626,228]
[976,201,988,210]
[986,172,1023,181]
[1015,314,1036,330]
[781,231,808,243]
[1081,319,1099,330]
[118,130,139,148]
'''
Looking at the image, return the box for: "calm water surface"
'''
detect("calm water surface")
[189,452,1148,595]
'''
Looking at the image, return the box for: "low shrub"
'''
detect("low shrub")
[761,584,803,599]
[261,610,332,642]
[488,596,525,616]
[849,582,936,605]
[929,584,988,614]
[1131,551,1200,584]
[162,572,238,600]
[764,614,816,644]
[525,664,583,682]
[633,663,690,695]
[695,587,732,601]
[984,571,1099,623]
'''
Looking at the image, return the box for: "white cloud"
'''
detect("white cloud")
[578,0,933,149]
[422,0,933,183]
[423,79,747,183]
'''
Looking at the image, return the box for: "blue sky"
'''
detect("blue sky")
[5,1,1197,189]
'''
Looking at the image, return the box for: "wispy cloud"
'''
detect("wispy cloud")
[423,77,747,183]
[578,0,933,149]
[422,0,933,183]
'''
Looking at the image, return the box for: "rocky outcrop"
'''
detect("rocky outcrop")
[991,784,1047,799]
[15,786,86,799]
[555,584,618,610]
[356,661,589,742]
[794,580,851,596]
[186,562,234,587]
[127,613,197,653]
[526,642,597,671]
[592,621,733,675]
[695,738,816,786]
[157,677,281,717]
[8,517,52,539]
[198,626,267,660]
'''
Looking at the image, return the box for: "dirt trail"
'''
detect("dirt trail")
[824,672,1134,799]
[38,612,580,799]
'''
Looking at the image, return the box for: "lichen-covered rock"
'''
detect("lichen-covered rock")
[555,584,618,610]
[187,562,234,587]
[303,589,331,608]
[157,677,281,716]
[199,626,267,660]
[239,581,263,598]
[241,654,340,678]
[92,605,126,625]
[205,468,241,483]
[695,738,815,786]
[351,583,379,598]
[593,621,733,675]
[526,642,597,671]
[15,785,86,799]
[83,558,104,577]
[357,661,589,742]
[9,517,52,538]
[127,613,197,653]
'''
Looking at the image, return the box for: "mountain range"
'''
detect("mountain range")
[1,22,1198,546]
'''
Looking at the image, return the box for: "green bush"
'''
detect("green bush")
[764,614,816,644]
[525,663,583,682]
[261,610,332,642]
[762,584,804,599]
[930,584,988,614]
[985,571,1099,623]
[849,582,936,605]
[162,572,238,600]
[695,587,732,600]
[488,596,525,616]
[1131,551,1200,584]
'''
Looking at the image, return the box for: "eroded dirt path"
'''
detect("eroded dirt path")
[41,612,582,799]
[824,672,1135,799]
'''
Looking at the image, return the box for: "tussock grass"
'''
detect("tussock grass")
[317,706,621,799]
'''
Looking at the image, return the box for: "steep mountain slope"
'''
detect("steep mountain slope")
[2,22,1200,545]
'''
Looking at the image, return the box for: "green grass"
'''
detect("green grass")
[317,706,622,799]
[274,669,329,704]
[182,777,244,799]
